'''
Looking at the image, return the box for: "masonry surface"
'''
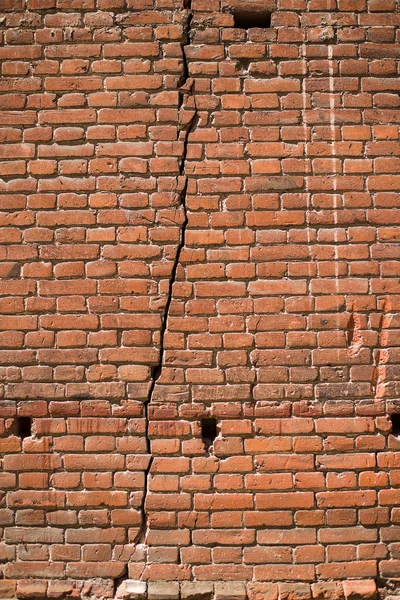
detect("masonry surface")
[1,0,400,598]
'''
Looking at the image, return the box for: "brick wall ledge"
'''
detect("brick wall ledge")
[115,580,379,600]
[0,577,391,600]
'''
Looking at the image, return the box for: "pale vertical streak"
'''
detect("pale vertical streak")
[301,40,313,388]
[327,43,341,330]
[301,42,312,284]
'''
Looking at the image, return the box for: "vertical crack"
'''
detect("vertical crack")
[133,0,198,554]
[372,297,391,399]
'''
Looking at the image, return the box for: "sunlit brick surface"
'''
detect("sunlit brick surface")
[1,0,400,597]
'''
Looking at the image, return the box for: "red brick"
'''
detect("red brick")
[1,1,400,592]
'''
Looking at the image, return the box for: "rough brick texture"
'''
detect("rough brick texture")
[1,0,400,598]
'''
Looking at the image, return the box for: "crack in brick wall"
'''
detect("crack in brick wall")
[139,0,198,551]
[1,0,400,598]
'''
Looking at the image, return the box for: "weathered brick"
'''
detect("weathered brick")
[1,0,400,594]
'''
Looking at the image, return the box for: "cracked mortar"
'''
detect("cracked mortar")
[125,0,199,565]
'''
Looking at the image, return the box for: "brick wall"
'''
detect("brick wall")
[1,0,400,598]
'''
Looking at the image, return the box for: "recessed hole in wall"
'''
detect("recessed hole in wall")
[14,417,31,439]
[201,418,217,450]
[390,413,400,436]
[233,9,271,29]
